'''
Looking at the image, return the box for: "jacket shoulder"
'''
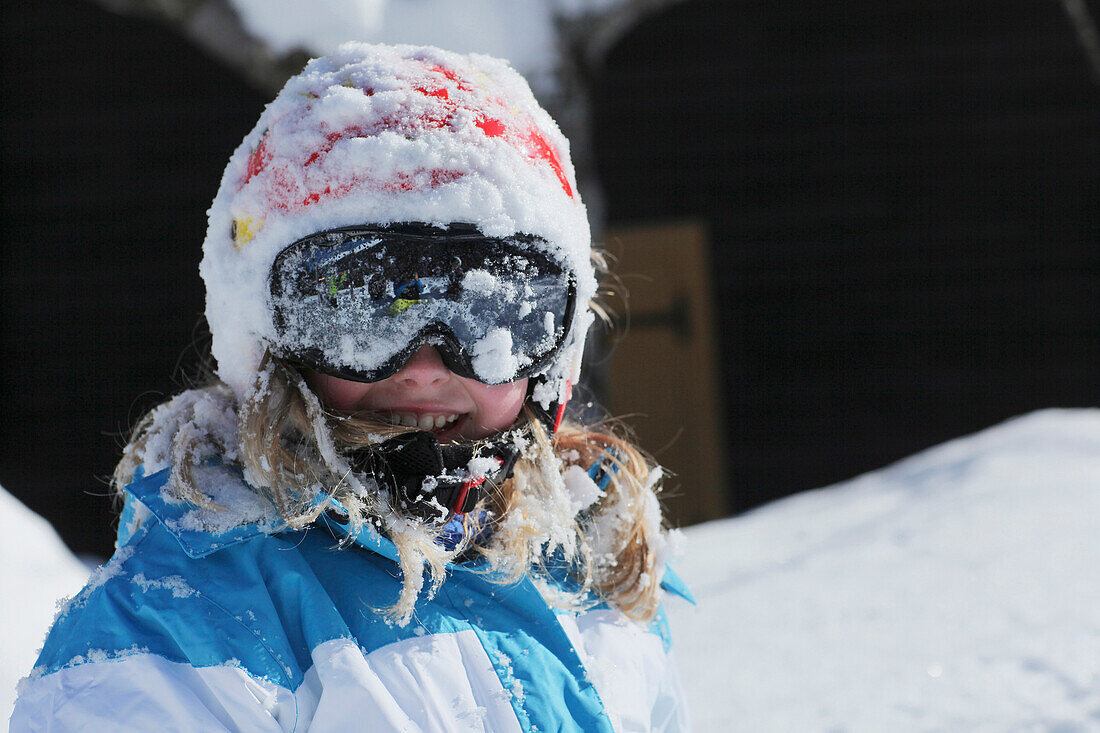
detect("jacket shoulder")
[29,508,298,688]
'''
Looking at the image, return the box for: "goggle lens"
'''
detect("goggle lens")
[269,226,576,384]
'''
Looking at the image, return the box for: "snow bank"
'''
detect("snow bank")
[231,0,554,81]
[667,408,1100,731]
[0,487,90,721]
[225,0,628,92]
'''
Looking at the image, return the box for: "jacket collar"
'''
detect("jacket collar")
[124,462,693,602]
[123,463,404,563]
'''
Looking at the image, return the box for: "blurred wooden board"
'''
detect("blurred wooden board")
[603,220,729,526]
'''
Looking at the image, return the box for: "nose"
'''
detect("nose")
[393,345,450,387]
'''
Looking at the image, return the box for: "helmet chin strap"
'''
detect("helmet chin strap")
[525,378,572,435]
[349,430,521,523]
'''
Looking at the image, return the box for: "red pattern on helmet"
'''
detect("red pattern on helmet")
[239,60,574,213]
[244,133,271,186]
[517,124,574,199]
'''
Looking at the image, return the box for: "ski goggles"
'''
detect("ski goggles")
[269,224,577,385]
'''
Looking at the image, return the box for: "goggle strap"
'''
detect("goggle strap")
[552,380,573,433]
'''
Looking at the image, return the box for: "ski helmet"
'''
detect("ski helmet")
[200,43,596,430]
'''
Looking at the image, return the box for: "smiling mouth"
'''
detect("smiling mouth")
[385,412,462,433]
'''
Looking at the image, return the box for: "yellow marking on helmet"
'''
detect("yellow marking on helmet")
[471,70,495,88]
[232,217,261,249]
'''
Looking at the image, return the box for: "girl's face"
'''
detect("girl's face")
[307,345,528,443]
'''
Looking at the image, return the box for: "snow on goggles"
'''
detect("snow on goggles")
[269,225,577,385]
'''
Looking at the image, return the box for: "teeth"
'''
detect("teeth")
[388,413,460,430]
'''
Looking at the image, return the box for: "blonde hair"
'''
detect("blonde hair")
[114,351,668,625]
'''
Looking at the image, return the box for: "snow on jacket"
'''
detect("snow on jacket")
[11,464,691,732]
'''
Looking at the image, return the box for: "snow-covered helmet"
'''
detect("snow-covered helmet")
[200,43,595,434]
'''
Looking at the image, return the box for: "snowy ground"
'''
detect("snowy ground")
[5,408,1100,729]
[667,408,1100,731]
[0,487,92,722]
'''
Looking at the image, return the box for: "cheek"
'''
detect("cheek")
[470,379,528,432]
[308,373,373,412]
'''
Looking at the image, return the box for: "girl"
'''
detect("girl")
[12,42,690,732]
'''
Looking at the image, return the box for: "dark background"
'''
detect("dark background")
[3,0,1098,559]
[593,1,1100,511]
